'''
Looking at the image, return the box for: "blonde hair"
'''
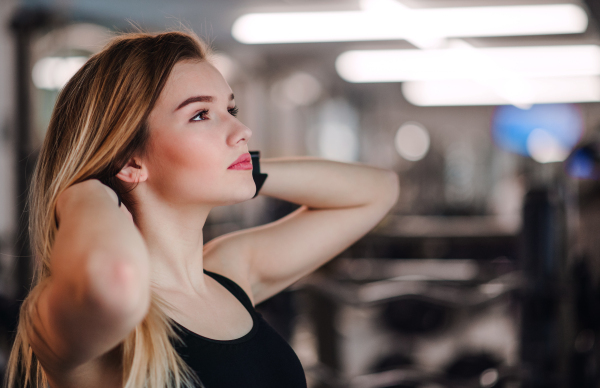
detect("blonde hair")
[5,30,210,388]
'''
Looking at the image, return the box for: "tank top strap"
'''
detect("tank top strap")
[203,269,255,311]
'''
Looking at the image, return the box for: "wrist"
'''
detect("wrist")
[250,151,268,198]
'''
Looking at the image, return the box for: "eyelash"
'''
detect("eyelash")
[191,106,239,122]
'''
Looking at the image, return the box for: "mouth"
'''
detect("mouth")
[228,153,253,170]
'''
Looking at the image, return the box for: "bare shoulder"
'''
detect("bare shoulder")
[203,229,255,305]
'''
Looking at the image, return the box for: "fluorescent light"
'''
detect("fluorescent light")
[401,77,600,106]
[338,44,600,107]
[336,45,600,83]
[232,3,587,44]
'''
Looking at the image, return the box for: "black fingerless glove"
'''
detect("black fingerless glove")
[250,151,268,198]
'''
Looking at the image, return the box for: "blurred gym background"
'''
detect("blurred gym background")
[2,0,600,387]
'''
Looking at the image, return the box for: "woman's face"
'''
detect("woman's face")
[144,59,255,206]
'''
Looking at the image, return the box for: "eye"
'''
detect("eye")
[191,109,209,122]
[228,106,239,117]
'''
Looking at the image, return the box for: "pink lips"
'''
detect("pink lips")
[228,153,253,170]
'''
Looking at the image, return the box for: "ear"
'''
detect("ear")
[116,156,148,183]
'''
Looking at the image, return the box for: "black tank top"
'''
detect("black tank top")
[171,270,307,388]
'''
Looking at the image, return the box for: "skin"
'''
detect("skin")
[29,59,400,388]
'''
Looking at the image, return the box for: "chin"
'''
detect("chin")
[220,185,256,205]
[239,186,257,202]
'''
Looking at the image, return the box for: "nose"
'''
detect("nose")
[227,117,252,146]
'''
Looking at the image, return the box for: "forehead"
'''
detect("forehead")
[157,60,232,109]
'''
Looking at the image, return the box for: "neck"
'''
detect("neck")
[133,189,213,295]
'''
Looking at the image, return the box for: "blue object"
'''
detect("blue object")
[491,104,583,157]
[565,145,600,180]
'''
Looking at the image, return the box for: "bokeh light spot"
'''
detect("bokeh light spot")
[395,122,431,161]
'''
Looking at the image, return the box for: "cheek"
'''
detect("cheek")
[148,131,222,191]
[160,136,211,168]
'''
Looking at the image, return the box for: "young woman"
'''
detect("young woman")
[5,31,399,388]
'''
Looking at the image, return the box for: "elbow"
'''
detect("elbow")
[85,252,150,323]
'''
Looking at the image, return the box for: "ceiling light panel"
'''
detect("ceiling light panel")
[336,45,600,83]
[232,4,587,44]
[402,77,600,106]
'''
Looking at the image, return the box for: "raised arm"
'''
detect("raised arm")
[259,157,399,209]
[204,157,399,304]
[29,179,150,379]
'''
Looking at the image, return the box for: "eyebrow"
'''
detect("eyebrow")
[175,93,235,111]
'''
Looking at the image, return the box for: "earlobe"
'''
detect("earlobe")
[116,157,148,183]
